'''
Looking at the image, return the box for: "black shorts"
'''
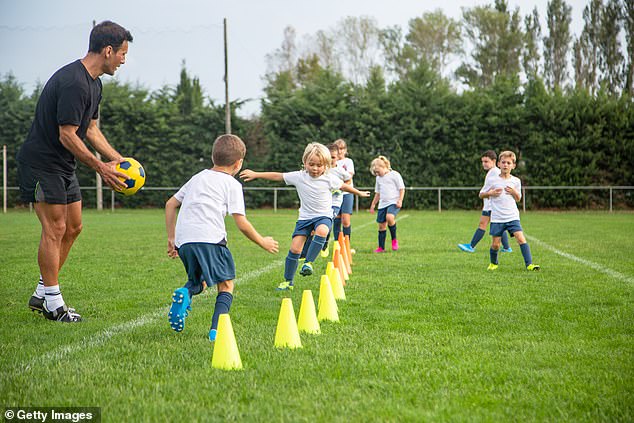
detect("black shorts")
[18,161,81,204]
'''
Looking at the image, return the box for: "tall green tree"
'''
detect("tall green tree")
[575,0,602,93]
[598,0,624,96]
[523,7,542,79]
[625,0,634,95]
[544,0,573,91]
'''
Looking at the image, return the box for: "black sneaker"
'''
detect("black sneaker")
[43,303,82,322]
[28,295,45,313]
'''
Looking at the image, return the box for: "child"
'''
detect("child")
[165,134,279,341]
[240,142,370,291]
[333,139,355,241]
[369,156,405,252]
[458,150,512,253]
[479,150,540,271]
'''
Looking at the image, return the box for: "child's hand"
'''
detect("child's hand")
[359,190,371,197]
[369,205,375,213]
[504,186,515,195]
[239,169,256,182]
[490,188,503,197]
[167,240,178,258]
[261,236,279,253]
[396,200,402,208]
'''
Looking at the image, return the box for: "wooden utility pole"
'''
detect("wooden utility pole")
[93,20,103,210]
[224,18,231,134]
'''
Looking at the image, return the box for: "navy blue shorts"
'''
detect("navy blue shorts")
[490,220,522,237]
[376,204,400,223]
[177,243,236,288]
[340,194,354,214]
[292,216,333,238]
[18,161,81,205]
[331,205,341,219]
[482,210,492,217]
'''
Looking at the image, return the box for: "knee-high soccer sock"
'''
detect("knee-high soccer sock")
[490,248,499,265]
[33,275,45,298]
[388,224,397,240]
[501,231,510,250]
[378,230,387,250]
[284,251,300,282]
[184,280,204,298]
[470,228,486,248]
[520,243,533,266]
[305,235,326,263]
[210,292,233,331]
[300,237,310,259]
[44,284,64,311]
[333,217,342,241]
[343,225,351,239]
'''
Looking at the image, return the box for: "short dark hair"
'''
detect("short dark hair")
[327,143,339,153]
[481,150,497,161]
[212,134,246,166]
[89,21,133,53]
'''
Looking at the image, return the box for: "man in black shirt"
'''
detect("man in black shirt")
[17,21,133,322]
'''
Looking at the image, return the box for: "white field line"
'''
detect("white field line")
[12,215,408,375]
[526,235,634,284]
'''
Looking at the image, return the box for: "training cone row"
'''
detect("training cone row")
[211,314,243,370]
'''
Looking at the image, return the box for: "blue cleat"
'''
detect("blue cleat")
[168,287,191,333]
[299,262,314,276]
[458,243,475,253]
[501,247,513,253]
[208,328,217,342]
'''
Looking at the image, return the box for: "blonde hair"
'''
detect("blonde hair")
[370,155,391,176]
[302,142,331,170]
[498,150,516,164]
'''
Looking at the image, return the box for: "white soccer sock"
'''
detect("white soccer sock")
[44,284,64,311]
[33,275,45,298]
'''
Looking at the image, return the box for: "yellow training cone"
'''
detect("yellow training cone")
[317,275,339,322]
[297,290,320,335]
[336,249,350,282]
[327,265,346,301]
[211,314,243,370]
[332,239,341,261]
[275,298,302,349]
[333,249,347,285]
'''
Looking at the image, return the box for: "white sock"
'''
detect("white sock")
[44,285,64,311]
[33,275,45,298]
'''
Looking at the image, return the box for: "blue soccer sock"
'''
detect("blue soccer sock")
[300,237,310,259]
[305,235,326,263]
[284,251,300,282]
[490,248,499,265]
[210,292,233,331]
[501,231,510,250]
[520,243,533,266]
[378,230,387,250]
[388,224,397,240]
[470,228,486,248]
[184,280,205,298]
[343,225,351,239]
[333,218,342,241]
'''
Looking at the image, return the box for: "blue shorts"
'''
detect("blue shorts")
[376,204,400,223]
[331,206,341,219]
[292,216,333,238]
[490,220,523,237]
[482,210,492,217]
[177,243,236,288]
[340,194,354,215]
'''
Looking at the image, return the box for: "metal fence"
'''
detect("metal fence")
[3,185,633,213]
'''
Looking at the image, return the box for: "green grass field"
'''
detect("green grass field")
[1,209,632,422]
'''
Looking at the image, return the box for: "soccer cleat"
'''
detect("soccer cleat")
[276,281,294,291]
[373,247,386,253]
[501,247,513,253]
[168,287,191,333]
[42,303,82,323]
[526,264,541,271]
[299,262,314,276]
[28,295,45,313]
[208,329,217,342]
[392,239,399,251]
[487,263,499,271]
[320,244,329,258]
[458,243,475,253]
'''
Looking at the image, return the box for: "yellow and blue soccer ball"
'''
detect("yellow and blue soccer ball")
[115,157,146,196]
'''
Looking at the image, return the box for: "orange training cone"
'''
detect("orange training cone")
[336,249,350,282]
[211,314,243,370]
[326,263,346,301]
[333,249,347,285]
[297,290,320,335]
[317,275,339,322]
[344,235,354,265]
[275,298,302,349]
[341,239,352,275]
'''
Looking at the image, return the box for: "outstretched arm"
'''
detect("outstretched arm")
[233,214,279,253]
[341,184,370,198]
[239,169,284,182]
[165,196,181,258]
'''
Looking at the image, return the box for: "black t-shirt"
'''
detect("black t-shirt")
[18,59,102,174]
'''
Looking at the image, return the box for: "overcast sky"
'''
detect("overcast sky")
[1,0,587,116]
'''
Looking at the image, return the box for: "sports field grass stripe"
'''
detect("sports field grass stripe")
[527,234,634,284]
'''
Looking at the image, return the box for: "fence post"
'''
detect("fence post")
[522,187,526,212]
[111,190,115,212]
[609,187,613,212]
[2,145,6,214]
[273,188,278,213]
[437,188,441,212]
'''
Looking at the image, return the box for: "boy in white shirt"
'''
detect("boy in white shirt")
[240,142,369,291]
[165,134,279,341]
[333,139,356,241]
[479,150,540,271]
[369,156,405,252]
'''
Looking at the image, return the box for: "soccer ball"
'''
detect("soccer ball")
[115,157,146,196]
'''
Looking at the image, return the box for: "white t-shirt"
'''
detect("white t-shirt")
[173,169,245,247]
[482,166,500,211]
[375,170,405,209]
[337,158,355,194]
[283,170,343,220]
[480,172,522,223]
[329,167,351,208]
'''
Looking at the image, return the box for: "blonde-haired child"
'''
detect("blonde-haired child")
[333,139,356,241]
[369,156,405,252]
[241,142,370,290]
